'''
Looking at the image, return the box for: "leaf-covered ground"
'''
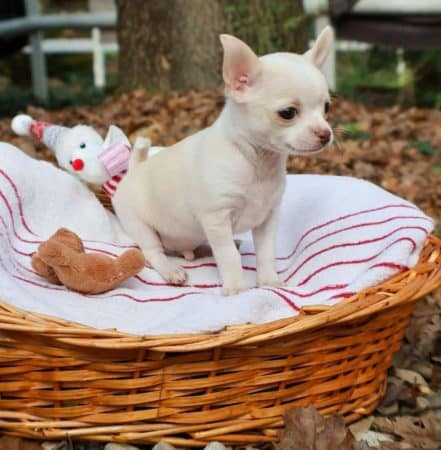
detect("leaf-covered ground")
[0,90,439,449]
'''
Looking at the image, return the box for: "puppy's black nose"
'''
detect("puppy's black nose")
[316,128,331,145]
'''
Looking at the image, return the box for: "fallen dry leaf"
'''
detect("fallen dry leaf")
[277,406,366,450]
[377,443,407,450]
[405,296,441,360]
[373,413,441,450]
[355,442,378,450]
[0,435,43,450]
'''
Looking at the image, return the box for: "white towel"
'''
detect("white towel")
[0,143,434,335]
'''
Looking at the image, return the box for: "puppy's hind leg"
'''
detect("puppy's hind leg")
[182,250,195,261]
[115,206,187,285]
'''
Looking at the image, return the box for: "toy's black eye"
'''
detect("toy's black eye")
[324,102,330,114]
[79,142,86,149]
[278,107,298,120]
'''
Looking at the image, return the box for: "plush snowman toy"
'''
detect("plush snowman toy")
[11,114,137,196]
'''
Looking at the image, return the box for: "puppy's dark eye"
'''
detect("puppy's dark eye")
[79,142,86,149]
[278,107,298,120]
[324,102,330,114]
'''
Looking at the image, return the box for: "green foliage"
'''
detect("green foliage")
[337,49,412,98]
[0,85,35,118]
[365,69,413,90]
[404,49,441,108]
[337,47,440,108]
[282,15,305,32]
[0,75,106,118]
[340,121,371,140]
[224,0,309,55]
[407,140,437,156]
[0,48,112,117]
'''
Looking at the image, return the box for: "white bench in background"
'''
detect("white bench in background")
[10,0,441,100]
[19,0,117,100]
[303,0,441,90]
[22,29,118,89]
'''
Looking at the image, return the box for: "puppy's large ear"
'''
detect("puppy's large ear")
[304,26,334,68]
[220,34,262,102]
[103,125,130,148]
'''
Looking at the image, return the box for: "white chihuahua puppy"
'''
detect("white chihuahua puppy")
[113,27,334,295]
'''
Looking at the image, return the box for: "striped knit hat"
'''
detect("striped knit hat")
[11,114,68,153]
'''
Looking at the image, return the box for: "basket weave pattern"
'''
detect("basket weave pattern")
[0,229,440,446]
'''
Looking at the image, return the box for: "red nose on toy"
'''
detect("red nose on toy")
[71,159,84,171]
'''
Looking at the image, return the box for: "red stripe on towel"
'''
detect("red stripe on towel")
[95,291,203,303]
[262,288,300,311]
[283,227,421,281]
[133,274,221,289]
[300,217,429,256]
[330,292,356,299]
[241,204,419,260]
[279,283,348,297]
[296,237,415,286]
[0,169,38,236]
[0,216,32,256]
[369,262,409,271]
[13,274,66,291]
[0,190,41,244]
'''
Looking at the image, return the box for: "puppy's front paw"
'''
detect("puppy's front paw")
[221,282,247,296]
[161,262,187,285]
[257,275,285,288]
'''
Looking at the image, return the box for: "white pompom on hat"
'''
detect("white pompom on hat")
[11,114,69,152]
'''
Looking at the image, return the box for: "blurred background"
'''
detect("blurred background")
[0,0,440,114]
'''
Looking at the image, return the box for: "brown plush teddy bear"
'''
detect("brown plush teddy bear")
[31,228,145,294]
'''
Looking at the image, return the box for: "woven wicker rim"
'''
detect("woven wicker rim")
[1,234,440,352]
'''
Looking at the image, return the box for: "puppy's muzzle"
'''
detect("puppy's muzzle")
[315,128,331,145]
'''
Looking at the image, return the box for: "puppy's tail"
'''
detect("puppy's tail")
[129,136,151,171]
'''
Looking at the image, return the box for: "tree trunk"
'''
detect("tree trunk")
[115,0,308,92]
[115,0,228,92]
[225,0,308,55]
